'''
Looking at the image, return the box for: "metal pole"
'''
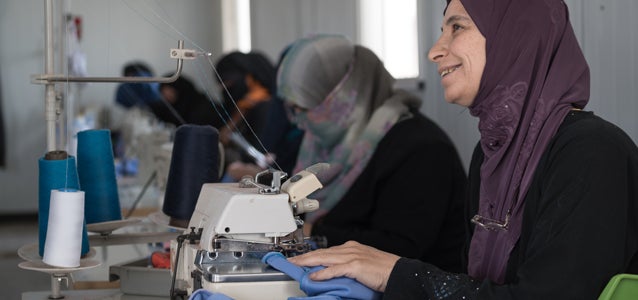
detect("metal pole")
[44,0,58,152]
[33,40,186,84]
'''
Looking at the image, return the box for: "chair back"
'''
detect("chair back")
[599,274,638,300]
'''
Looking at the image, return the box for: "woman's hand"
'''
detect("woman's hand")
[288,241,400,292]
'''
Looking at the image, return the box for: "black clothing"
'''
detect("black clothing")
[151,76,226,128]
[148,97,225,129]
[384,111,638,299]
[214,51,277,170]
[224,99,273,167]
[312,112,467,273]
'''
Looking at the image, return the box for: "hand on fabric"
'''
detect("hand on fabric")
[287,241,400,292]
[263,251,381,300]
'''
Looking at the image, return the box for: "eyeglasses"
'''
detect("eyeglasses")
[471,210,510,231]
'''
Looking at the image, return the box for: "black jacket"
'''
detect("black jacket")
[312,111,467,273]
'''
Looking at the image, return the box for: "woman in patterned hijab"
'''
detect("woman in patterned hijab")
[278,34,420,223]
[278,34,468,270]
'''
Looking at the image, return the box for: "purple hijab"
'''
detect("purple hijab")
[459,0,590,283]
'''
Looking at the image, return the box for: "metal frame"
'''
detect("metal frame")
[36,0,187,152]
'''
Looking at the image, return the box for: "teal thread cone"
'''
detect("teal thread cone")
[77,129,122,224]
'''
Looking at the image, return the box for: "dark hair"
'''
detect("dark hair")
[122,61,154,77]
[215,51,276,94]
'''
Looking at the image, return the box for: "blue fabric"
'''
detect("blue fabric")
[189,289,234,300]
[262,252,382,300]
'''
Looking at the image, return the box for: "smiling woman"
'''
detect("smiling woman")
[286,0,638,298]
[428,0,486,107]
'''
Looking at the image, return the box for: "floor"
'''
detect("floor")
[1,211,168,300]
[0,214,52,300]
[0,178,172,299]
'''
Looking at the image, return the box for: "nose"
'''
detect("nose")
[428,35,447,63]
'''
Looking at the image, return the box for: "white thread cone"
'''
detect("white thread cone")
[43,189,85,268]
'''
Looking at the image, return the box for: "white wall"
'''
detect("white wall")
[578,0,638,140]
[250,0,358,63]
[66,0,223,126]
[1,0,49,213]
[0,0,221,213]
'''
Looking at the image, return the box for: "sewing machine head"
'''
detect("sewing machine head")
[173,164,328,299]
[188,164,325,251]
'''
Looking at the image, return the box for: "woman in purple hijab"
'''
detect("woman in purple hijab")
[285,0,638,298]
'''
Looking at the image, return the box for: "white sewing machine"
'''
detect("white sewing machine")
[170,164,327,299]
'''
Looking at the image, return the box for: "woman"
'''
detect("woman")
[287,0,638,299]
[278,34,468,272]
[151,75,223,128]
[114,62,162,109]
[214,51,277,178]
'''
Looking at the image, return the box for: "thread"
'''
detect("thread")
[162,125,219,228]
[38,151,89,257]
[77,129,122,224]
[42,189,85,268]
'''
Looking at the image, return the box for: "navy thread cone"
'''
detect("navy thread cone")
[77,129,122,224]
[38,152,89,257]
[163,125,219,227]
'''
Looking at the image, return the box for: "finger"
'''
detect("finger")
[341,240,362,247]
[307,261,384,292]
[288,249,333,266]
[288,249,350,266]
[288,241,368,266]
[307,263,351,281]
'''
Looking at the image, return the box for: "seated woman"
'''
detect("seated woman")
[152,75,224,128]
[222,46,304,181]
[114,61,162,109]
[214,51,278,179]
[288,0,638,298]
[278,34,468,272]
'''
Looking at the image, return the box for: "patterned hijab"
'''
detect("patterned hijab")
[278,34,421,222]
[457,0,590,283]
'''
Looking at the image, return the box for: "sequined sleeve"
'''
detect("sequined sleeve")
[383,258,481,300]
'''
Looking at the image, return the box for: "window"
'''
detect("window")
[221,0,251,53]
[358,0,419,79]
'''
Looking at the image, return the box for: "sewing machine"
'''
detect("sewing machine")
[171,164,327,299]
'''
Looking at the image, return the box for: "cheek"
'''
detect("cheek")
[463,36,486,102]
[468,65,482,93]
